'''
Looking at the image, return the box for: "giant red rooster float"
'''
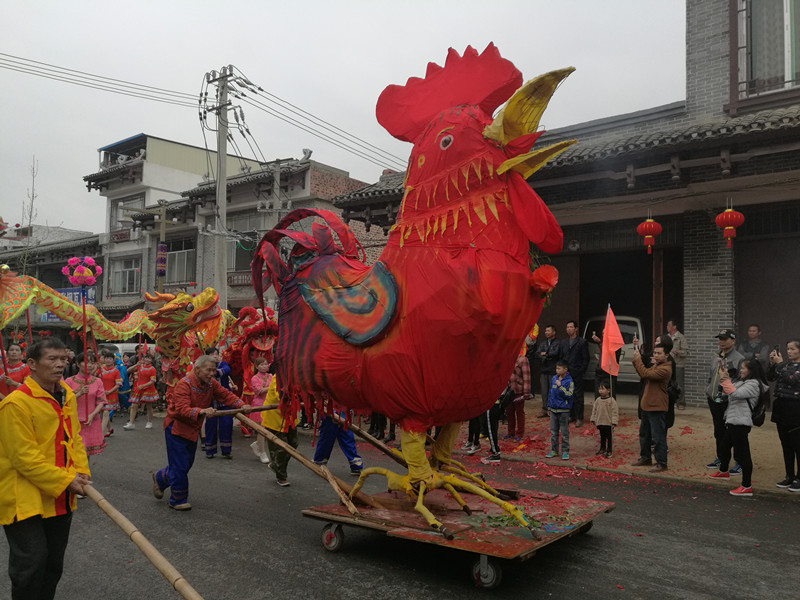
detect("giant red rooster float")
[253,44,574,535]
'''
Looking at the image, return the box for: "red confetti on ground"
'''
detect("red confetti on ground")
[680,426,693,435]
[617,584,625,590]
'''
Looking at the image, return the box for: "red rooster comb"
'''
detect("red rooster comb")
[377,43,523,143]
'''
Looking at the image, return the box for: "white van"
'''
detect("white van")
[99,342,140,357]
[582,316,645,384]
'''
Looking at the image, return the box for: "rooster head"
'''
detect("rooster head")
[377,44,575,254]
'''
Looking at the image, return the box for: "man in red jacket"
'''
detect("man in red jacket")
[152,355,248,510]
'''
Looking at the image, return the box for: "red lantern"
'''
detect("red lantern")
[636,218,662,254]
[715,208,744,248]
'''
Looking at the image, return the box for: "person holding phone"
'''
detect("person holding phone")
[704,329,744,472]
[769,340,800,492]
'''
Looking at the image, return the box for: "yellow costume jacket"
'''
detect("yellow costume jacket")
[0,376,90,525]
[261,377,299,433]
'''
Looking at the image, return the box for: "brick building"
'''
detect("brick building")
[335,0,800,405]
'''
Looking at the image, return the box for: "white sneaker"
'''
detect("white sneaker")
[259,453,270,464]
[145,422,153,429]
[250,441,261,459]
[123,423,135,430]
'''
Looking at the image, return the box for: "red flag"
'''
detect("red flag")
[601,306,625,376]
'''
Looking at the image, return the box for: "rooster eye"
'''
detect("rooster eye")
[185,303,194,312]
[439,135,454,150]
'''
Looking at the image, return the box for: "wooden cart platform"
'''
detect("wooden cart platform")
[302,486,615,588]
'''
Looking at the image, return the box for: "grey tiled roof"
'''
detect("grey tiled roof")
[182,161,310,197]
[334,106,800,204]
[1,235,100,259]
[544,105,800,168]
[334,171,405,205]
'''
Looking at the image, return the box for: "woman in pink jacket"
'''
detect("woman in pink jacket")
[65,352,107,456]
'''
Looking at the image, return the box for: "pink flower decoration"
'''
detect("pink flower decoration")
[63,256,102,287]
[95,266,103,276]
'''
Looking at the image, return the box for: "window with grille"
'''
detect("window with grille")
[110,195,145,230]
[110,257,141,294]
[737,0,800,98]
[165,238,196,283]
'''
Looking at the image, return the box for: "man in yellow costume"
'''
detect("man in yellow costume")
[0,338,91,600]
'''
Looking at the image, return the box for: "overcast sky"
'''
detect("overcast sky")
[0,0,686,235]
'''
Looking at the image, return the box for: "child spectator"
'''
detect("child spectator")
[123,353,158,430]
[249,357,272,464]
[99,349,121,437]
[546,360,574,460]
[590,379,619,458]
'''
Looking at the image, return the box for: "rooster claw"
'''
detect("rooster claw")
[461,505,473,516]
[436,525,454,541]
[527,524,542,540]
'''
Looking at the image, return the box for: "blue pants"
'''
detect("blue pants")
[639,410,668,466]
[549,411,570,453]
[155,424,197,506]
[204,403,233,456]
[313,416,363,472]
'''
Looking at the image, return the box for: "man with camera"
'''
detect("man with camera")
[705,329,745,471]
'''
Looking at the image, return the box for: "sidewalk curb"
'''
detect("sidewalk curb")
[454,448,796,499]
[295,422,795,499]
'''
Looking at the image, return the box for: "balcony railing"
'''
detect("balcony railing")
[227,271,252,287]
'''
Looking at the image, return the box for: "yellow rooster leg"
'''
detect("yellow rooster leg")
[442,482,472,516]
[349,467,411,499]
[439,464,500,496]
[414,481,453,540]
[443,474,540,539]
[428,422,461,470]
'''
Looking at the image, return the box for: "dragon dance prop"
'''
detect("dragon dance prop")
[0,268,152,340]
[1,267,235,391]
[252,44,573,536]
[143,288,238,393]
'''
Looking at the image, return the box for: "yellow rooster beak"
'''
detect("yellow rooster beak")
[484,67,577,179]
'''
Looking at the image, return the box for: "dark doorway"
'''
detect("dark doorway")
[578,251,653,340]
[736,238,800,347]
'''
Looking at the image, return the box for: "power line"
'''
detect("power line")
[232,65,408,165]
[0,60,197,108]
[0,52,408,172]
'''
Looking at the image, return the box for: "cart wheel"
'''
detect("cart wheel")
[321,523,344,552]
[471,556,503,589]
[579,521,593,535]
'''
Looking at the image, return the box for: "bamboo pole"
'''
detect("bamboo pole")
[318,465,359,515]
[212,403,278,417]
[84,486,204,600]
[235,414,386,510]
[330,413,408,469]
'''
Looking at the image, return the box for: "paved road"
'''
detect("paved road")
[1,419,798,599]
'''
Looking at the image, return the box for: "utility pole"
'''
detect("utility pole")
[208,66,233,309]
